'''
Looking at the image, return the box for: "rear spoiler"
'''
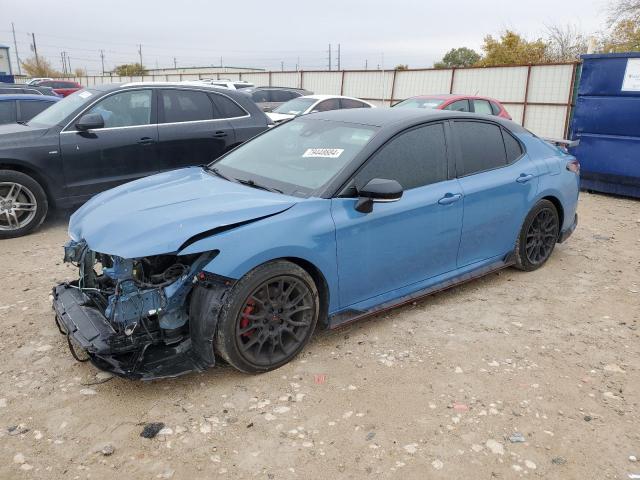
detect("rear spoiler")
[541,137,580,148]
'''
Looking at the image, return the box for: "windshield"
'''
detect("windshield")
[273,98,316,115]
[211,118,378,196]
[28,89,96,128]
[393,98,446,109]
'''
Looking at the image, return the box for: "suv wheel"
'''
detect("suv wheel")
[0,170,48,239]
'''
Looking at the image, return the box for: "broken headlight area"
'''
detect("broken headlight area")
[53,240,225,379]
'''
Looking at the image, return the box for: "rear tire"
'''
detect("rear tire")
[0,170,48,239]
[514,199,559,271]
[214,260,319,374]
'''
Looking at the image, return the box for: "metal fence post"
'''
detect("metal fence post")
[522,65,532,127]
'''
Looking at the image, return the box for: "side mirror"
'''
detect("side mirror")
[75,113,104,131]
[355,178,403,213]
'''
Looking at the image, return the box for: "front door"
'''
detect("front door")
[452,120,539,266]
[331,122,464,308]
[60,88,159,200]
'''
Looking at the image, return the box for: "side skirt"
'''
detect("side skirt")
[328,253,515,329]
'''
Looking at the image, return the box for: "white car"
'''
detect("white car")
[266,95,375,124]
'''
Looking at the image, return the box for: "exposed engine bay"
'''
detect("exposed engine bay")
[52,240,231,379]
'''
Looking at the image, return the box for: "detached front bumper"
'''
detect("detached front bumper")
[52,283,209,380]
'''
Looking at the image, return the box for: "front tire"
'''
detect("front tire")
[214,260,319,373]
[514,199,559,271]
[0,170,48,239]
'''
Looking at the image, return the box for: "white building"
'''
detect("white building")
[0,45,12,75]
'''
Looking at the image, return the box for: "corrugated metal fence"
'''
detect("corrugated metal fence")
[25,63,579,138]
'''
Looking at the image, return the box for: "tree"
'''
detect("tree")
[433,47,481,68]
[395,64,409,70]
[602,19,640,52]
[544,24,589,62]
[20,56,62,77]
[113,63,146,76]
[608,0,640,25]
[476,30,547,66]
[74,68,87,77]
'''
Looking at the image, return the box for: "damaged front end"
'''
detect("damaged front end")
[52,240,231,379]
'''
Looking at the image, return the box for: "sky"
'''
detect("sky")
[2,0,608,74]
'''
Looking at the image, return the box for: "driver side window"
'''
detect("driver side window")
[87,90,152,128]
[355,123,448,191]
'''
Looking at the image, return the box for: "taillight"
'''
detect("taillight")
[566,159,580,174]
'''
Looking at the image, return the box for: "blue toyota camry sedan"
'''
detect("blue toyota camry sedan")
[53,108,579,379]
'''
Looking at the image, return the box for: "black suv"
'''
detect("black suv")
[0,82,271,238]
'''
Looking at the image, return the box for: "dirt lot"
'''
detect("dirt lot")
[0,192,639,480]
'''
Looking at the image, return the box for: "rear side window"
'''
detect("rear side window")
[502,130,523,163]
[455,121,506,176]
[356,123,448,191]
[444,99,470,112]
[472,99,492,115]
[340,98,369,109]
[251,90,270,102]
[210,94,246,118]
[271,90,297,102]
[490,101,501,115]
[161,89,213,123]
[0,101,17,123]
[18,100,53,121]
[314,98,341,112]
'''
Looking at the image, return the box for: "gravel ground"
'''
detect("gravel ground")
[0,192,638,480]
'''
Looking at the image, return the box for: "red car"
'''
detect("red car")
[32,80,82,97]
[393,94,512,120]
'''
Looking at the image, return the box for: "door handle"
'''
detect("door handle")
[438,193,462,205]
[212,131,228,138]
[137,137,155,146]
[516,173,534,183]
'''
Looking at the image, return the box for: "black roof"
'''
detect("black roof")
[307,107,527,132]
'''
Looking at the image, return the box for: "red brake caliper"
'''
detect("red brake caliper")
[240,300,256,339]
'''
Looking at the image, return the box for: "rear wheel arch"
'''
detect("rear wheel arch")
[540,195,564,230]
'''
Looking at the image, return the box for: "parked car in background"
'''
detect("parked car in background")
[26,77,53,86]
[195,79,254,90]
[0,83,61,97]
[0,94,59,125]
[31,80,82,97]
[52,108,579,379]
[243,86,312,112]
[393,94,512,120]
[0,82,270,238]
[267,95,375,124]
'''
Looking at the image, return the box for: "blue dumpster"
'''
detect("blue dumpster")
[570,53,640,198]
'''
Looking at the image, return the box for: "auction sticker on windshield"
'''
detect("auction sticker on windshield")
[78,91,93,99]
[303,148,344,158]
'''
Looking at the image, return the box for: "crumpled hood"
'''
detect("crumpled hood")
[70,167,297,258]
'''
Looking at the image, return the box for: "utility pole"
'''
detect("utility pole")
[138,44,143,66]
[365,59,368,70]
[67,55,72,76]
[281,61,284,71]
[100,50,105,75]
[173,57,177,69]
[31,33,40,69]
[220,56,223,67]
[61,51,66,75]
[328,44,332,71]
[337,43,341,70]
[11,23,21,75]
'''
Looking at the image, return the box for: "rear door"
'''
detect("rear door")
[17,99,54,122]
[452,120,538,266]
[0,100,17,125]
[210,91,265,143]
[332,122,463,307]
[60,88,160,199]
[157,88,235,169]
